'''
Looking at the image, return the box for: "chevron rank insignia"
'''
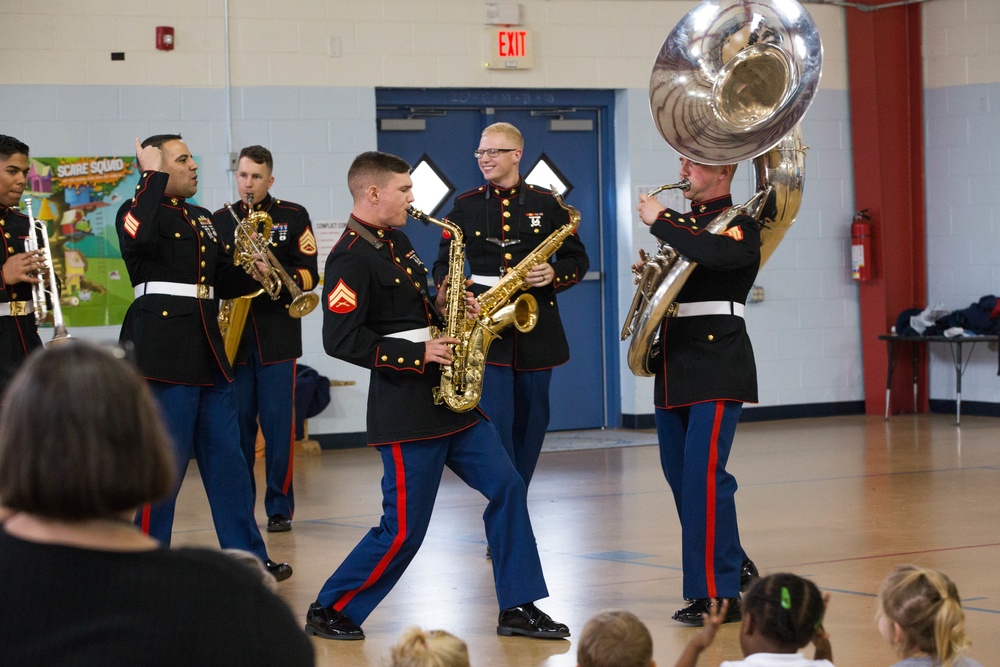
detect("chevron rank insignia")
[328,279,357,313]
[298,227,318,255]
[723,226,744,241]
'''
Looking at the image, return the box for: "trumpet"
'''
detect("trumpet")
[22,198,72,345]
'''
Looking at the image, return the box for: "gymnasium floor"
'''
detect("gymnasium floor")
[170,415,1000,667]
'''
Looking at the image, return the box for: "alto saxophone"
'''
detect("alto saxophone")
[408,190,581,413]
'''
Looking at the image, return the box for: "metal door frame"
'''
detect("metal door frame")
[376,88,620,428]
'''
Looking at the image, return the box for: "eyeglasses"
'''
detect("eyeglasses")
[473,148,517,159]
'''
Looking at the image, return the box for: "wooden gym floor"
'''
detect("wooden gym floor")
[170,415,999,667]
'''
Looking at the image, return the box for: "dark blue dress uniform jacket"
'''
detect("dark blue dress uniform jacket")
[649,195,760,408]
[0,206,44,393]
[211,195,320,364]
[323,217,478,445]
[432,179,589,370]
[116,171,261,385]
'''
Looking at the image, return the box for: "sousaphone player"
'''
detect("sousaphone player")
[630,0,822,625]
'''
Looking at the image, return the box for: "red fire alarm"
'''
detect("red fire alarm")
[156,26,175,51]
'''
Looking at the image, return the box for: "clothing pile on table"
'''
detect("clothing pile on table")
[893,295,1000,337]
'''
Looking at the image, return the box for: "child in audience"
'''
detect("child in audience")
[577,609,655,667]
[877,565,983,667]
[390,627,470,667]
[674,573,833,667]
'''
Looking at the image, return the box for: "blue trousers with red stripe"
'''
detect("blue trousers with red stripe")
[479,364,552,488]
[655,401,744,600]
[233,327,297,519]
[315,420,549,625]
[137,371,268,561]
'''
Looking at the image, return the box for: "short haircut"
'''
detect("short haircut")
[238,145,273,171]
[482,122,523,149]
[141,133,183,149]
[743,573,826,651]
[0,341,176,520]
[347,150,410,200]
[0,135,29,161]
[880,564,971,666]
[577,609,653,667]
[390,627,470,667]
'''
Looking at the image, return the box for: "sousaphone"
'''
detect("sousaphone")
[621,0,823,376]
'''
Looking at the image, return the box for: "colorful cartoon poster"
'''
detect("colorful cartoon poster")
[23,155,139,327]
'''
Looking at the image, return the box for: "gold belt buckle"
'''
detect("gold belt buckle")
[9,301,29,317]
[195,284,210,299]
[666,302,679,318]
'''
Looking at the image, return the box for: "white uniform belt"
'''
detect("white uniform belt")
[470,273,500,287]
[0,301,34,317]
[385,327,432,343]
[671,301,745,318]
[134,282,214,300]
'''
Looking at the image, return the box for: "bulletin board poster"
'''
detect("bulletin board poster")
[22,155,140,327]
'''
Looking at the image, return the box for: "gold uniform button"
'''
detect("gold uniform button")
[174,232,181,238]
[397,357,405,364]
[502,199,510,206]
[534,228,540,234]
[201,246,206,252]
[3,233,9,239]
[406,268,412,274]
[503,224,510,232]
[377,230,385,238]
[414,360,421,366]
[665,212,672,218]
[394,257,401,263]
[162,310,168,316]
[395,278,400,284]
[503,211,511,218]
[504,252,512,260]
[170,198,178,205]
[381,355,388,361]
[200,261,206,267]
[475,230,481,236]
[6,246,12,253]
[200,276,206,282]
[707,334,715,341]
[413,281,420,288]
[494,188,501,195]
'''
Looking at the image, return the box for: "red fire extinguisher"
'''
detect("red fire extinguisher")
[851,208,872,281]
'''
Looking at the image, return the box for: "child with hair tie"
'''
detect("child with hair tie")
[877,565,983,667]
[674,573,833,667]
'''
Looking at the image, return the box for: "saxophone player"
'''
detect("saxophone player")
[0,135,46,400]
[635,157,760,626]
[211,146,319,534]
[432,122,589,494]
[306,151,568,641]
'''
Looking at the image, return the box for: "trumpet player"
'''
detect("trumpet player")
[211,146,319,534]
[635,157,760,626]
[116,134,292,582]
[0,135,46,400]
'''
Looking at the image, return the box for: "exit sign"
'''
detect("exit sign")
[485,27,533,69]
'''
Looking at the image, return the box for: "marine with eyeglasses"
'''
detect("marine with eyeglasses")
[432,122,589,492]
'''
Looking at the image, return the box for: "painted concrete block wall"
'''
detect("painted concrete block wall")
[922,0,1000,405]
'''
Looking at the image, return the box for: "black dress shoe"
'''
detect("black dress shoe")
[304,602,365,640]
[740,558,760,592]
[267,514,292,532]
[264,559,293,582]
[497,602,570,639]
[672,597,742,626]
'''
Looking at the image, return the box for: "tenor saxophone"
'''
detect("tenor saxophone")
[408,190,581,413]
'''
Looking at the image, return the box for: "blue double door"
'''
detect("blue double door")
[376,89,615,431]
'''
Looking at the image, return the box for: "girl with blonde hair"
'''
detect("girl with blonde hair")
[878,565,983,667]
